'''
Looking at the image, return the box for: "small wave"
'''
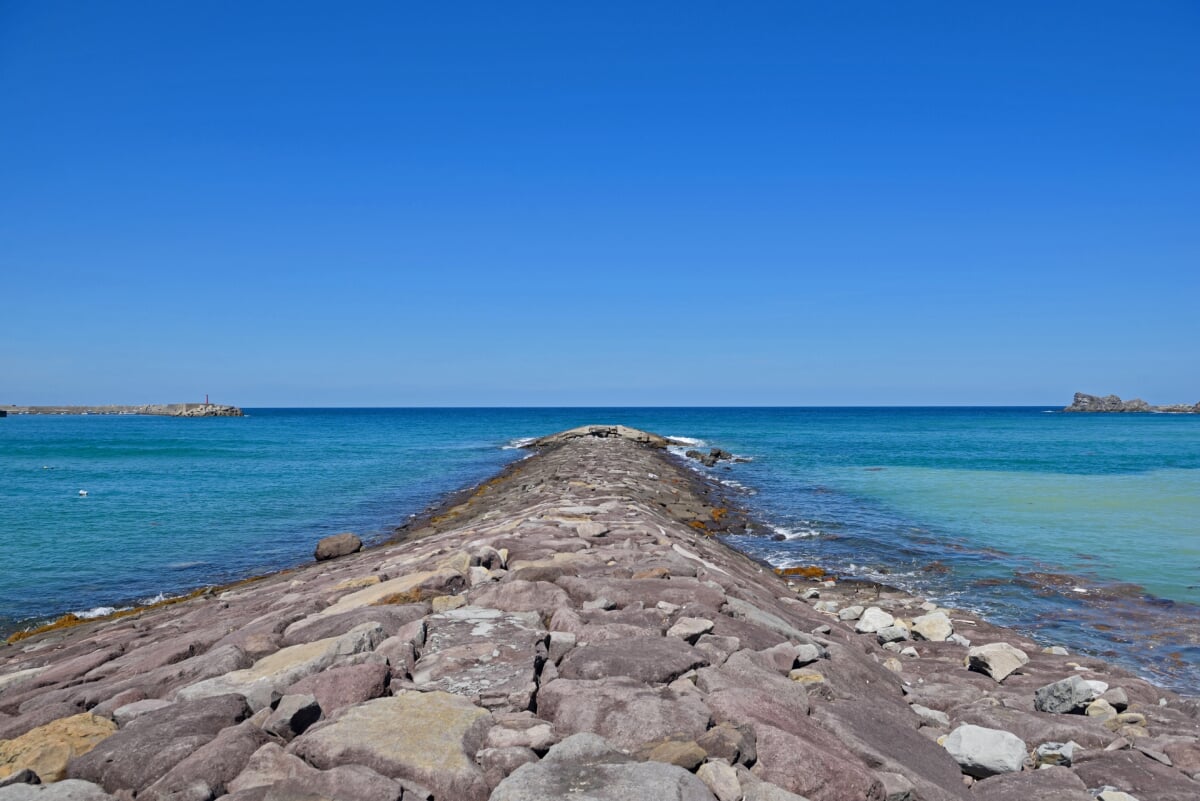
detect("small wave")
[74,606,117,619]
[770,524,821,540]
[501,437,537,450]
[139,592,170,605]
[666,435,707,447]
[167,561,206,570]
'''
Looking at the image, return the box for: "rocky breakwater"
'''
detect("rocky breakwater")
[1064,393,1200,414]
[1,427,1199,801]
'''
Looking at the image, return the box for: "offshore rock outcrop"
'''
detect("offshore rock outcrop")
[1064,393,1200,414]
[1,428,1198,800]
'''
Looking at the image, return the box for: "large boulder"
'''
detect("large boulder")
[966,643,1028,683]
[969,765,1092,801]
[284,662,388,714]
[411,607,547,711]
[0,780,116,800]
[226,742,403,801]
[910,612,954,642]
[138,721,269,801]
[559,637,708,685]
[68,695,252,794]
[0,714,116,783]
[943,724,1027,778]
[174,622,384,711]
[313,532,362,561]
[490,733,716,801]
[537,678,711,752]
[287,690,492,801]
[1033,675,1094,714]
[855,607,895,634]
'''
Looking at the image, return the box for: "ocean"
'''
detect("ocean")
[2,407,1198,691]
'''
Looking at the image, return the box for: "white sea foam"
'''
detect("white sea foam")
[501,437,537,450]
[168,561,206,570]
[770,524,821,539]
[74,606,117,619]
[666,436,707,447]
[139,592,170,605]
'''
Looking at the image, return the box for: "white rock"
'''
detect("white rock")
[943,724,1027,778]
[838,605,865,621]
[855,607,895,634]
[965,642,1029,683]
[910,611,954,642]
[696,759,741,801]
[910,703,950,728]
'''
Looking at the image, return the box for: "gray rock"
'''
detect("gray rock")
[0,781,115,800]
[226,742,403,801]
[138,720,269,801]
[854,607,894,634]
[1033,675,1094,714]
[909,703,950,728]
[837,606,864,621]
[667,618,715,643]
[489,733,717,800]
[559,636,708,685]
[262,694,321,740]
[943,724,1027,777]
[876,625,909,645]
[111,699,172,727]
[287,690,492,801]
[67,694,252,793]
[909,612,953,642]
[538,678,711,752]
[1032,740,1078,767]
[966,642,1029,683]
[313,532,362,561]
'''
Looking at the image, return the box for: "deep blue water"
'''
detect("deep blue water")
[2,408,1198,690]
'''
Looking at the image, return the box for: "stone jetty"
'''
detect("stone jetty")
[2,426,1199,800]
[0,404,244,418]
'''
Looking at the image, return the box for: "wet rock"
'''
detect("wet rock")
[0,714,117,783]
[966,643,1028,683]
[538,678,710,752]
[313,532,362,561]
[288,690,492,801]
[226,742,403,801]
[1033,675,1094,714]
[560,637,708,685]
[943,724,1027,778]
[489,733,717,801]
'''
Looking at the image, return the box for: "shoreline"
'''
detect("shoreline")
[2,426,1198,799]
[0,403,244,417]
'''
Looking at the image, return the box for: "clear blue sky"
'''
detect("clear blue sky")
[2,1,1197,406]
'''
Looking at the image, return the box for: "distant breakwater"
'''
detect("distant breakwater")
[0,403,243,418]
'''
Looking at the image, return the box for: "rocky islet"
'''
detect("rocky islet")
[0,426,1197,800]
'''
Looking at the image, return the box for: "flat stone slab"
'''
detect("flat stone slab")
[559,636,708,684]
[411,606,547,710]
[288,690,492,801]
[490,733,716,801]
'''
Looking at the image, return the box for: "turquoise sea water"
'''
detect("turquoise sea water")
[2,408,1198,691]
